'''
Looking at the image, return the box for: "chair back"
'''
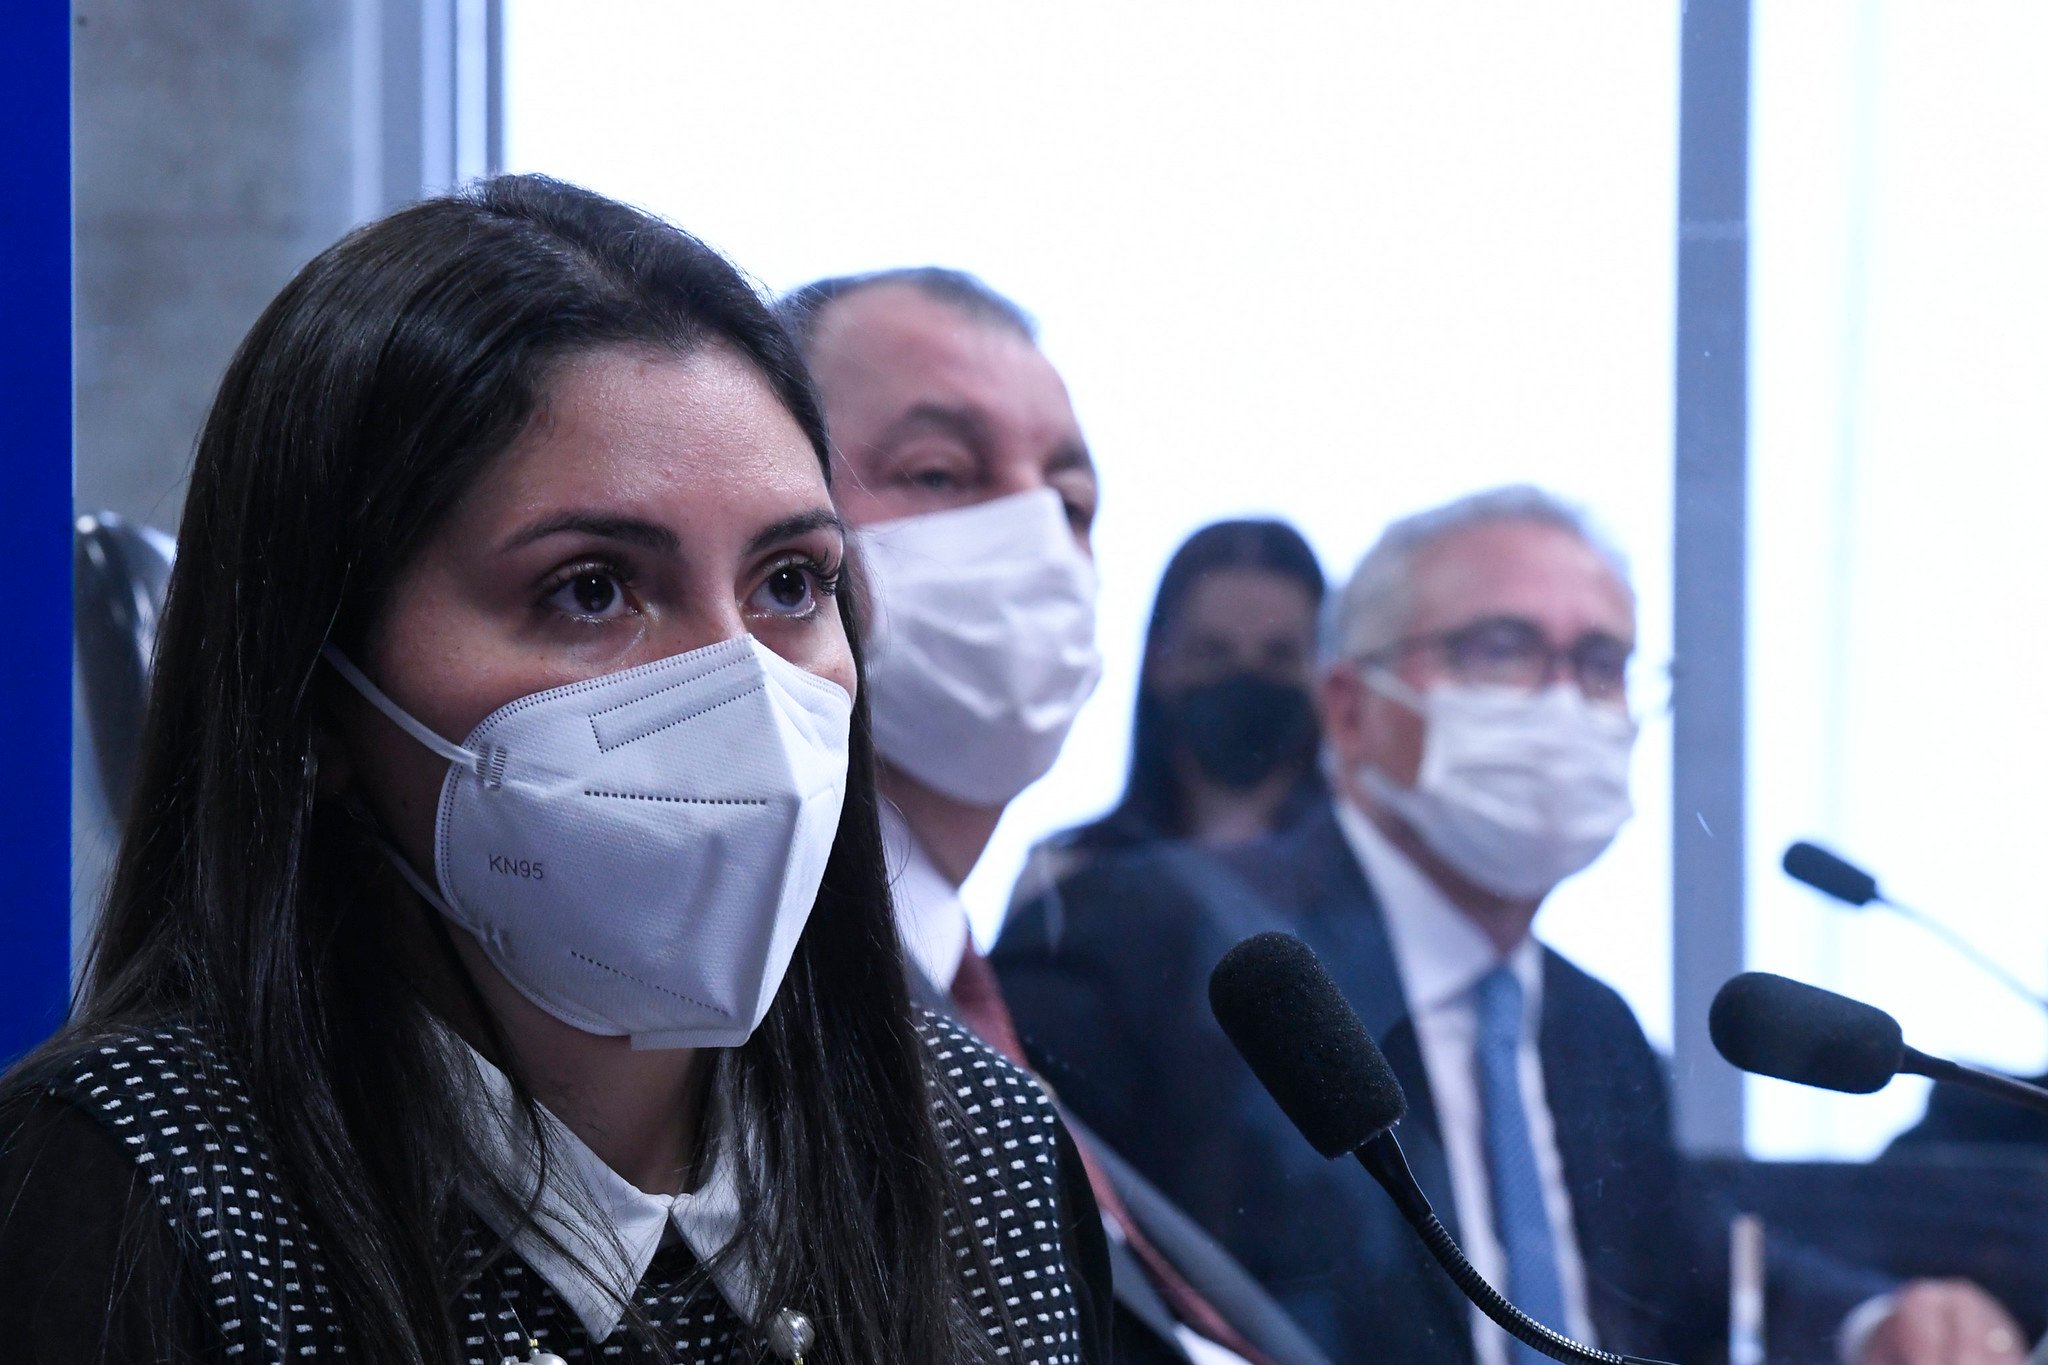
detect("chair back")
[74,511,175,814]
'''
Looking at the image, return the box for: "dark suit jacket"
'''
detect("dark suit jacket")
[992,803,1884,1365]
[905,966,1334,1365]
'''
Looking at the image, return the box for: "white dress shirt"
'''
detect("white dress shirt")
[457,1040,753,1341]
[882,802,971,993]
[1333,797,1596,1365]
[880,805,1252,1365]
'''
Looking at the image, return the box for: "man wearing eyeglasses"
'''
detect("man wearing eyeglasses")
[995,485,2023,1365]
[1316,487,1641,932]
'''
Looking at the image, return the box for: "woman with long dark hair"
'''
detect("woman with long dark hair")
[0,176,1108,1363]
[1035,519,1327,884]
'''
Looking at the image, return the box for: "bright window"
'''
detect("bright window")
[503,0,1680,1043]
[1748,0,2048,1156]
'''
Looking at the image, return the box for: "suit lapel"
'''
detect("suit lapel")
[1106,1234,1191,1354]
[1273,808,1408,1041]
[1375,1020,1461,1246]
[1536,954,1604,1200]
[1284,807,1473,1345]
[1535,952,1636,1351]
[1076,1117,1337,1365]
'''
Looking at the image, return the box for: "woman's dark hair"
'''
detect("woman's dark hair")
[1066,517,1328,852]
[15,176,1017,1362]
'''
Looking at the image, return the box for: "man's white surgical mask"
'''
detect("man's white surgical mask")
[324,635,851,1050]
[1359,672,1637,900]
[858,487,1101,806]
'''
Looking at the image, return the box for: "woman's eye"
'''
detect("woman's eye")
[545,569,633,621]
[749,560,840,621]
[751,565,817,618]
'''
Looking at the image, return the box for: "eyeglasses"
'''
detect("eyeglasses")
[1362,615,1638,707]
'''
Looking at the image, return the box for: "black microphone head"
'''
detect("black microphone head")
[1209,931,1406,1158]
[1783,841,1880,907]
[1708,971,1904,1094]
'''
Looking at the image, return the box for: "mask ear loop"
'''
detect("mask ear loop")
[318,645,472,920]
[1357,661,1427,713]
[320,645,483,772]
[375,836,461,919]
[315,648,568,1243]
[1345,663,1433,803]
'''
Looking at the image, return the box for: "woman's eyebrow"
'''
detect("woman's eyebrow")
[501,512,681,554]
[745,508,845,556]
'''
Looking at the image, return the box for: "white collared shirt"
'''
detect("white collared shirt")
[1333,797,1596,1365]
[457,1041,754,1342]
[882,802,971,993]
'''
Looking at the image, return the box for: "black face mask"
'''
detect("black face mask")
[1158,673,1320,791]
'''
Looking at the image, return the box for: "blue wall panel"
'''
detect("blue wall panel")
[0,5,74,1065]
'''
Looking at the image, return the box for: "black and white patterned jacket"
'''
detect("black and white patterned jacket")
[36,1011,1098,1363]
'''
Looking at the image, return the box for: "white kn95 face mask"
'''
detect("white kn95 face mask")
[1360,674,1637,901]
[858,487,1102,807]
[324,635,852,1050]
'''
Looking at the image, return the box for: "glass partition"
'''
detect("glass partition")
[1748,0,2048,1156]
[503,0,1682,1042]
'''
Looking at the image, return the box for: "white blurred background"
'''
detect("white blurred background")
[1747,1,2048,1156]
[501,0,2048,1158]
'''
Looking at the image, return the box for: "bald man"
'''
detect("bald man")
[784,268,1331,1365]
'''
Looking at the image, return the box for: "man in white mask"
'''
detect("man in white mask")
[784,268,1102,974]
[996,485,2024,1365]
[782,267,1333,1365]
[1322,485,1641,951]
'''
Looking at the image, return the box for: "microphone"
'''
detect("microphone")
[1780,841,1877,906]
[1209,932,1674,1365]
[1709,971,2048,1116]
[1707,970,1902,1093]
[1782,841,2048,1015]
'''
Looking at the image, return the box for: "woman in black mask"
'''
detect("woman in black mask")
[1046,518,1326,869]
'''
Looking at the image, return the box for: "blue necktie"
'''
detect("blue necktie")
[1473,964,1570,1365]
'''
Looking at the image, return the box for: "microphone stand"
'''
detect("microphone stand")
[1878,898,2048,1017]
[1902,1047,2048,1117]
[1354,1133,1675,1365]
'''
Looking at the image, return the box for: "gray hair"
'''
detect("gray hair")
[1324,484,1633,663]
